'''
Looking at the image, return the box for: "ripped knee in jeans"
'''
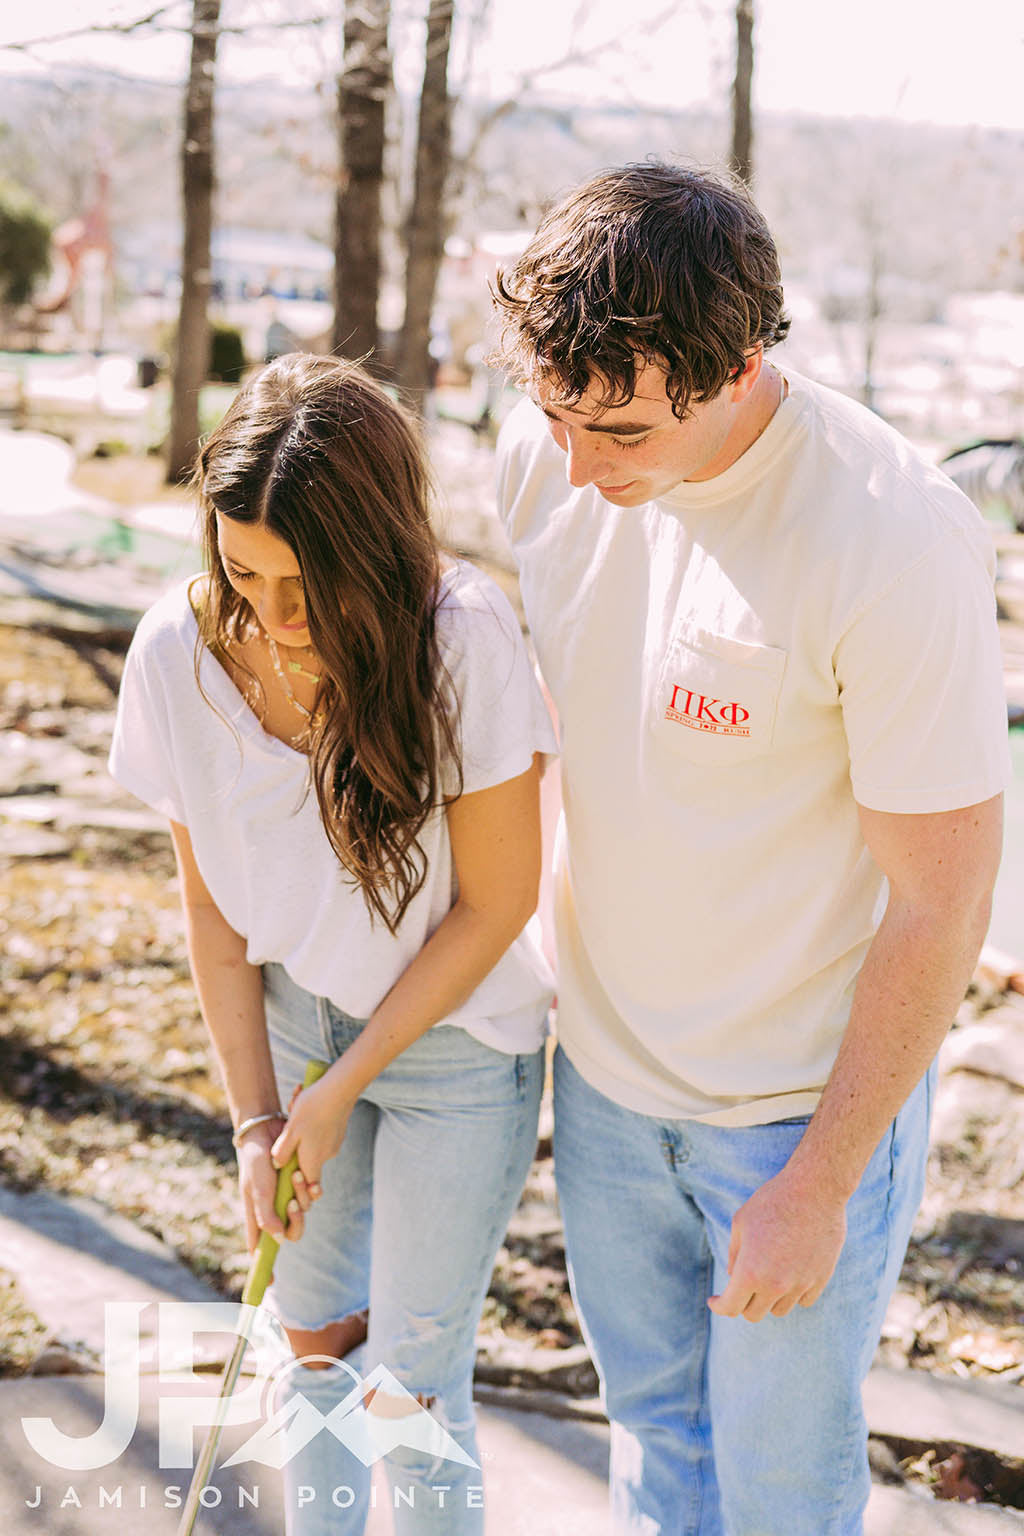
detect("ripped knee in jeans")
[365,1384,437,1413]
[284,1308,369,1369]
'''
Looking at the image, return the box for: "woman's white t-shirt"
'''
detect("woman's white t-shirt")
[108,559,557,1052]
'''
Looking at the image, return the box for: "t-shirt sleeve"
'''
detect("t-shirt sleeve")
[108,630,188,824]
[836,529,1010,814]
[440,577,559,798]
[495,395,550,543]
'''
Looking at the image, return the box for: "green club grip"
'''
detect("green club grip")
[241,1058,329,1307]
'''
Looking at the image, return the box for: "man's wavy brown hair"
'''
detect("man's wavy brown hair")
[492,161,790,417]
[193,352,460,934]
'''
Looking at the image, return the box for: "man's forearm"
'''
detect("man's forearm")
[709,889,989,1320]
[710,796,1002,1321]
[785,889,991,1201]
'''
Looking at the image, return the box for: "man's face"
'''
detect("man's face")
[534,355,761,506]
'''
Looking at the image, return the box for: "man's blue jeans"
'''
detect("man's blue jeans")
[553,1045,932,1536]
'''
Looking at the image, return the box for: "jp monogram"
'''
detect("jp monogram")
[20,1302,478,1475]
[665,684,751,736]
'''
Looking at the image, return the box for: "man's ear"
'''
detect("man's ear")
[730,345,764,402]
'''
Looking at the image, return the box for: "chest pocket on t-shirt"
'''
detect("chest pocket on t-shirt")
[652,624,788,763]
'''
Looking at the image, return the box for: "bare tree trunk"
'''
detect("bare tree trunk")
[397,0,454,407]
[862,226,884,411]
[333,0,392,364]
[731,0,754,185]
[166,0,220,484]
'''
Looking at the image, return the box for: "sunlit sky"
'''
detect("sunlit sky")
[0,0,1022,132]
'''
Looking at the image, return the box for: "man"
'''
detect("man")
[491,162,1009,1534]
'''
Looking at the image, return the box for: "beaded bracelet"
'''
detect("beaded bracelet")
[232,1111,286,1149]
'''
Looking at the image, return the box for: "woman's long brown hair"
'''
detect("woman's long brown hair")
[193,352,461,933]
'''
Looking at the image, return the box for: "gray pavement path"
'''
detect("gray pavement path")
[0,1376,611,1536]
[3,1380,1024,1536]
[3,1377,1023,1536]
[2,1185,1024,1533]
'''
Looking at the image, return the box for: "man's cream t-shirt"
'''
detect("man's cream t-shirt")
[496,367,1011,1126]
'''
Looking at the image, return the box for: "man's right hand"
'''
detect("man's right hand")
[707,1160,848,1322]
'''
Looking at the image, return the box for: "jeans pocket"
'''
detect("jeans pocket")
[262,962,333,1067]
[515,1047,546,1106]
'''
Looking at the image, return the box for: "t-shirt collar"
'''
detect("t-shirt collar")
[657,365,807,512]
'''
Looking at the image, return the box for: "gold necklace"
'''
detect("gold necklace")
[267,635,321,721]
[279,646,319,683]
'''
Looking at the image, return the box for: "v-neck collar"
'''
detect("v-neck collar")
[185,580,309,762]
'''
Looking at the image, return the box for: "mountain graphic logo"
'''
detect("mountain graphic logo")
[222,1361,479,1472]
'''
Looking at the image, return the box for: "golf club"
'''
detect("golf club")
[176,1057,329,1536]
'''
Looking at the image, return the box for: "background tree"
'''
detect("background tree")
[166,0,221,484]
[857,196,885,412]
[396,0,454,404]
[0,181,52,311]
[333,0,392,363]
[731,0,754,183]
[444,0,676,231]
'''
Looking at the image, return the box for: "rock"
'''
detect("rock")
[0,792,167,834]
[864,1363,1024,1465]
[881,1289,927,1354]
[948,1333,1023,1374]
[941,1008,1024,1090]
[29,1337,101,1376]
[868,1436,907,1486]
[0,731,105,794]
[996,579,1024,627]
[472,1380,607,1425]
[937,1211,1024,1271]
[974,945,1024,1000]
[927,1065,1017,1155]
[934,1449,988,1503]
[506,1206,564,1245]
[475,1340,601,1398]
[0,826,72,858]
[866,1480,1024,1531]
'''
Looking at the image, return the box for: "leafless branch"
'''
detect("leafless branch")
[450,0,681,199]
[2,6,188,49]
[216,15,330,32]
[2,5,331,51]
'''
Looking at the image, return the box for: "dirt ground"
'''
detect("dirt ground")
[0,610,577,1362]
[1,449,1024,1514]
[2,604,1023,1381]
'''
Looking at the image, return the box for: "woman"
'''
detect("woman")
[108,353,556,1533]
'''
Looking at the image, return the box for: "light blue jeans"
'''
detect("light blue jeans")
[553,1046,933,1536]
[262,962,544,1536]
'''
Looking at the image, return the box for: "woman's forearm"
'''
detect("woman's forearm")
[321,893,532,1109]
[182,902,280,1125]
[314,764,543,1114]
[169,820,279,1127]
[268,765,544,1182]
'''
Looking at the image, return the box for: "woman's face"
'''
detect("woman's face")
[216,515,311,648]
